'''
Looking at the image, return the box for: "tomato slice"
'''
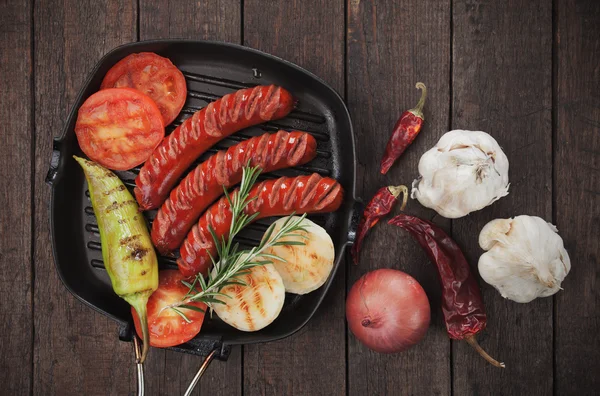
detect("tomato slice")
[75,88,164,170]
[132,270,206,348]
[100,52,187,125]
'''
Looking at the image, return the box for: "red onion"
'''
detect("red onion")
[346,268,430,353]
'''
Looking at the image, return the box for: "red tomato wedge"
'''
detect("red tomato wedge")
[132,270,206,348]
[100,52,187,125]
[75,88,164,170]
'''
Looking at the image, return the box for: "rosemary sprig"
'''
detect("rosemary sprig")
[160,165,308,320]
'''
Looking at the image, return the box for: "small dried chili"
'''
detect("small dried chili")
[380,83,427,175]
[351,185,408,265]
[388,214,505,368]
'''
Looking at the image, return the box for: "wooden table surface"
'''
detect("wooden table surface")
[1,0,599,395]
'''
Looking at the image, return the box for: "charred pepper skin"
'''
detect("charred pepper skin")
[75,156,158,363]
[388,214,505,368]
[380,83,427,175]
[351,185,408,265]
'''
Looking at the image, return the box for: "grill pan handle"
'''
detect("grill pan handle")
[184,349,217,396]
[119,321,230,359]
[46,137,64,186]
[133,336,145,396]
[119,321,229,394]
[346,198,364,245]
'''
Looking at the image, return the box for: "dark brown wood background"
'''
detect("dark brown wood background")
[0,0,598,394]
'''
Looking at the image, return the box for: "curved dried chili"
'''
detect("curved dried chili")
[388,213,505,368]
[351,185,408,265]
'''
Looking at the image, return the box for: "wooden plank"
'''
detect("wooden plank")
[346,1,451,395]
[140,0,240,42]
[555,0,600,393]
[138,1,242,394]
[33,1,137,394]
[0,0,33,394]
[242,1,346,395]
[451,0,553,394]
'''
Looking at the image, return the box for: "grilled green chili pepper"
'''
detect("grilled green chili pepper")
[75,156,158,363]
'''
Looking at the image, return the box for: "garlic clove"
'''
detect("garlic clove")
[479,252,545,303]
[478,218,513,251]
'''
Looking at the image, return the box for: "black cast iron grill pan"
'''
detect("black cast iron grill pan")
[46,40,360,363]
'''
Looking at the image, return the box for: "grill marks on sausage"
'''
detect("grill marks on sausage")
[266,178,283,209]
[282,179,300,210]
[315,183,342,210]
[205,103,221,137]
[299,173,321,208]
[231,90,244,123]
[134,85,294,210]
[177,174,343,277]
[253,133,270,165]
[287,133,308,164]
[245,87,261,121]
[259,85,281,120]
[151,131,316,254]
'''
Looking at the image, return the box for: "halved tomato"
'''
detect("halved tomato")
[100,52,187,125]
[75,87,164,170]
[132,270,206,348]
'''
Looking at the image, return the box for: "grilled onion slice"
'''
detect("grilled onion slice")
[262,216,335,295]
[213,261,285,332]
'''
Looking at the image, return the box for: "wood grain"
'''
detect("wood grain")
[0,0,594,394]
[243,1,347,395]
[140,0,240,43]
[0,0,33,394]
[451,0,553,394]
[346,0,452,394]
[138,1,242,394]
[33,1,137,394]
[555,0,600,393]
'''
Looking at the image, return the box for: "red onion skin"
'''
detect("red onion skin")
[346,268,431,353]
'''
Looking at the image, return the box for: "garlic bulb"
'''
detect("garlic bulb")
[411,130,510,218]
[478,216,571,303]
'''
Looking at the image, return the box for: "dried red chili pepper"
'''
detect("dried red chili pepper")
[388,214,505,368]
[351,185,408,265]
[380,82,427,175]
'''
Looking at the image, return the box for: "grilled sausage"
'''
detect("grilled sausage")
[152,131,317,254]
[134,85,294,210]
[178,174,343,277]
